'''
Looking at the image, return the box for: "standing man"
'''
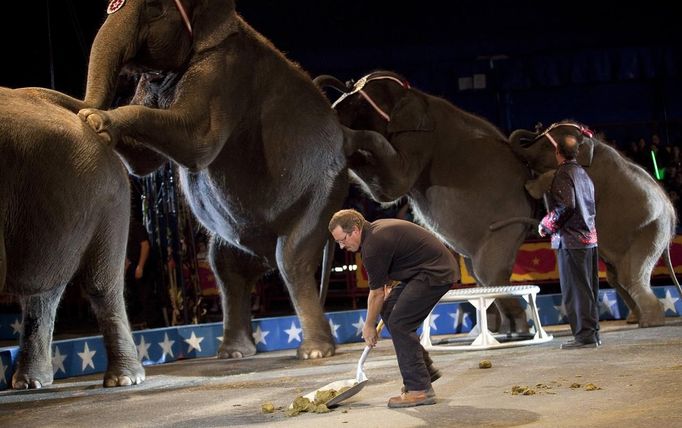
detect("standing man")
[538,132,600,349]
[125,215,153,328]
[329,209,459,408]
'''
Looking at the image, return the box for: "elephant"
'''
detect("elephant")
[510,120,680,327]
[0,86,144,389]
[315,71,539,333]
[72,0,352,359]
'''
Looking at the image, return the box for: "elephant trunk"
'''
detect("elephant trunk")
[84,7,142,108]
[509,129,538,158]
[313,75,349,95]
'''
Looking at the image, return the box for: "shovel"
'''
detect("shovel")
[301,320,385,408]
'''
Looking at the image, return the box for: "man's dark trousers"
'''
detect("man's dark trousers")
[380,280,452,392]
[557,247,600,343]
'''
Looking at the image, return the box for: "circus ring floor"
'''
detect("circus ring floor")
[0,318,680,427]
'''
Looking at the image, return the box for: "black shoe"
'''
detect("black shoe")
[561,340,599,350]
[429,368,442,383]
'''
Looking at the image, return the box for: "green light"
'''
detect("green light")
[650,149,663,181]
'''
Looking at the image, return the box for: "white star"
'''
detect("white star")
[0,357,7,385]
[158,333,175,359]
[659,289,680,314]
[52,346,67,375]
[428,313,440,331]
[184,331,205,353]
[328,319,341,339]
[252,325,270,345]
[553,302,568,322]
[136,335,151,362]
[78,342,97,371]
[599,291,618,317]
[448,307,471,331]
[284,321,302,343]
[10,318,22,336]
[352,316,366,337]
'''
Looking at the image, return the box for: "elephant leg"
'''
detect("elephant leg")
[344,128,414,202]
[464,257,502,332]
[604,263,639,324]
[275,217,335,360]
[615,253,665,328]
[12,284,67,389]
[80,225,144,387]
[210,237,268,359]
[0,226,5,292]
[471,229,529,334]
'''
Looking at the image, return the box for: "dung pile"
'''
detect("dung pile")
[479,359,493,369]
[509,381,602,396]
[286,386,352,417]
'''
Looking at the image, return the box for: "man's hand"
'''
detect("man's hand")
[362,323,378,347]
[537,224,546,237]
[135,265,144,280]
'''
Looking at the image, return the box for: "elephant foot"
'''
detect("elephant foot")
[11,362,53,390]
[625,311,639,324]
[296,339,335,360]
[217,338,257,359]
[78,108,113,145]
[636,311,666,328]
[103,362,145,387]
[490,315,530,335]
[12,373,51,390]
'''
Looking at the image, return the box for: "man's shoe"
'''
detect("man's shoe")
[561,340,599,349]
[388,389,437,408]
[429,368,442,383]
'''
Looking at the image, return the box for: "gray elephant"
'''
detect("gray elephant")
[0,87,144,389]
[511,120,679,327]
[315,71,538,332]
[73,0,352,359]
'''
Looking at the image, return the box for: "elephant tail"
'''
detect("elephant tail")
[662,241,682,299]
[489,217,539,231]
[318,238,335,304]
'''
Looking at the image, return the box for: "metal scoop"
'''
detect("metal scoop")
[300,320,384,408]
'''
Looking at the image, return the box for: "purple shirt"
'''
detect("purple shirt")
[540,160,598,249]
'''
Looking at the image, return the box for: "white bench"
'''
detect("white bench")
[420,285,553,351]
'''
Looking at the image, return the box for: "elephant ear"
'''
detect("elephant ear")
[387,92,434,134]
[578,138,595,167]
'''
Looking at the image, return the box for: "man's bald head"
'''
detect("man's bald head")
[558,135,579,160]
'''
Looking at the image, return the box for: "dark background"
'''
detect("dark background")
[1,1,680,324]
[1,1,680,143]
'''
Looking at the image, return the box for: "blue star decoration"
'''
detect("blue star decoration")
[0,285,679,390]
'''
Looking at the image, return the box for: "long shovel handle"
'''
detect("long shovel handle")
[355,319,385,382]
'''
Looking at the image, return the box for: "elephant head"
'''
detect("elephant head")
[86,0,236,108]
[315,71,434,136]
[510,120,595,174]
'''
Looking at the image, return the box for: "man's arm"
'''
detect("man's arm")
[362,288,385,347]
[539,171,576,235]
[135,240,151,280]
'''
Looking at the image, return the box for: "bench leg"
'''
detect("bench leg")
[420,309,435,349]
[469,296,500,347]
[524,293,551,340]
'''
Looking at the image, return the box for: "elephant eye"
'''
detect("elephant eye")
[145,0,166,20]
